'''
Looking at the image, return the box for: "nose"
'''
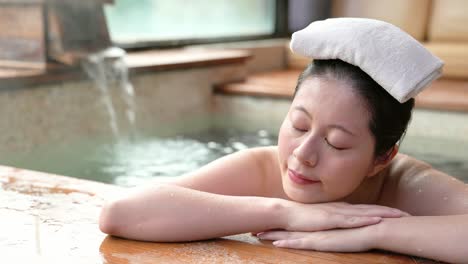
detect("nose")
[292,135,318,167]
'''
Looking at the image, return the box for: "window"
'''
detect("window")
[104,0,281,47]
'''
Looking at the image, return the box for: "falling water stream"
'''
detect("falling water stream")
[82,47,136,139]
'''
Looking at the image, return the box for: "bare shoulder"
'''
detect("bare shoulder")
[169,146,281,197]
[378,153,468,215]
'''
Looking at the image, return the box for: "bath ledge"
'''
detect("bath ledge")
[0,164,437,263]
[124,48,252,72]
[216,70,468,112]
[0,48,252,88]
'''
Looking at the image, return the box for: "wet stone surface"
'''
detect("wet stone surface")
[0,166,439,263]
[0,171,107,259]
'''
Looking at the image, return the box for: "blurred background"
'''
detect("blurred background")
[0,0,467,187]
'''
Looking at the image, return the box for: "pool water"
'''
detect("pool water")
[400,135,468,182]
[3,129,276,187]
[3,129,467,186]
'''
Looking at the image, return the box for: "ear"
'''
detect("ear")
[367,145,399,178]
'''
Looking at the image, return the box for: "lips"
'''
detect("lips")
[288,169,320,185]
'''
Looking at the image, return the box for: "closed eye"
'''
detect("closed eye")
[292,126,308,132]
[325,138,346,150]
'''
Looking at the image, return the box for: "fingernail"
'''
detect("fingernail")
[273,241,281,246]
[256,232,265,238]
[393,209,403,214]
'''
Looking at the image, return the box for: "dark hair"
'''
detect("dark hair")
[294,59,414,158]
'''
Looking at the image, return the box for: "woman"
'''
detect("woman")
[99,20,468,263]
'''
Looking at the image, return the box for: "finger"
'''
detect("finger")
[401,211,412,217]
[328,214,382,229]
[254,228,286,237]
[273,239,310,250]
[320,203,406,217]
[335,204,408,218]
[352,204,406,213]
[353,207,408,218]
[273,238,340,252]
[257,231,308,241]
[323,202,350,208]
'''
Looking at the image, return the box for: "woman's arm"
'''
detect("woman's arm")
[99,147,407,242]
[99,147,284,241]
[378,154,468,216]
[99,184,404,242]
[258,154,468,263]
[375,214,468,263]
[374,156,468,263]
[257,213,468,263]
[99,147,283,241]
[99,183,407,242]
[99,184,285,241]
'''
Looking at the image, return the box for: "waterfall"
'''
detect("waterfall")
[82,47,136,139]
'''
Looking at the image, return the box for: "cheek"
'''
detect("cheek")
[322,153,374,193]
[277,120,297,164]
[325,136,375,180]
[338,143,376,181]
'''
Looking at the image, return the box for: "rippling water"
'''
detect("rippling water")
[3,129,276,187]
[3,129,467,186]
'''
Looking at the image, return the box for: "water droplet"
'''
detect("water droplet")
[257,130,268,137]
[417,248,422,252]
[232,142,247,151]
[259,138,272,145]
[418,189,422,193]
[443,197,448,201]
[223,147,233,154]
[170,193,174,197]
[207,142,219,149]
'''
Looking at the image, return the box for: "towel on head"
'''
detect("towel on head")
[290,18,444,103]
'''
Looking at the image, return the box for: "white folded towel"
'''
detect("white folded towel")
[290,18,444,103]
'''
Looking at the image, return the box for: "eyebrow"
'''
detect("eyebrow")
[293,106,356,137]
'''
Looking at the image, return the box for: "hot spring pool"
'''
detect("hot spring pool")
[3,127,468,186]
[2,59,466,188]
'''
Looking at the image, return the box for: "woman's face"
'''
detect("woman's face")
[278,77,378,203]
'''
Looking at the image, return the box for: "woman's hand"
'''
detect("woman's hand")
[256,224,379,252]
[280,201,409,232]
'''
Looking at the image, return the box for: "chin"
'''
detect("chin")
[282,180,321,204]
[282,177,343,204]
[288,194,316,203]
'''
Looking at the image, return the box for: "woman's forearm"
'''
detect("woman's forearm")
[99,184,286,242]
[375,214,468,263]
